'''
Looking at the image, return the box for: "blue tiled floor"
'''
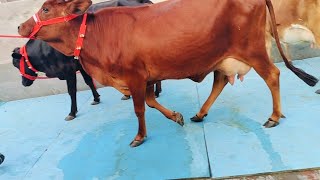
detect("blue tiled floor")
[0,81,209,180]
[199,58,320,178]
[0,58,319,179]
[0,102,5,106]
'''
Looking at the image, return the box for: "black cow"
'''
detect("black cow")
[118,0,153,6]
[12,39,100,121]
[11,0,158,120]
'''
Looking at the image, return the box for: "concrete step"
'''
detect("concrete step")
[210,168,320,180]
[0,62,104,101]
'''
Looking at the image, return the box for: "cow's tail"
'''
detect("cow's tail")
[266,0,318,86]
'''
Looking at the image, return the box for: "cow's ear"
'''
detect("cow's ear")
[11,51,22,59]
[66,0,92,15]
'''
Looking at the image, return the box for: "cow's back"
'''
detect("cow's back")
[129,0,267,79]
[269,0,320,45]
[271,0,302,26]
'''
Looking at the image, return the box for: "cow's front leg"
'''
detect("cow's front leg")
[145,84,184,126]
[191,71,227,122]
[129,81,148,147]
[80,68,100,105]
[65,74,78,121]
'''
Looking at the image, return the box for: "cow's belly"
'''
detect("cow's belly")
[215,58,251,85]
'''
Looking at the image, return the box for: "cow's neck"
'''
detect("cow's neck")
[81,12,118,59]
[43,17,83,57]
[41,11,129,86]
[72,11,132,86]
[75,11,128,64]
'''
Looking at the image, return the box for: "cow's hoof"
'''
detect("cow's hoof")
[155,92,160,98]
[91,100,100,105]
[130,137,146,147]
[263,118,279,128]
[65,115,75,121]
[0,153,5,165]
[121,95,131,100]
[281,114,286,118]
[190,114,207,122]
[174,112,184,126]
[316,89,320,94]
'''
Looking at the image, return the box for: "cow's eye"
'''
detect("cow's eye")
[42,8,49,13]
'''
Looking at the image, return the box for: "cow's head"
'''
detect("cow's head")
[11,48,36,86]
[18,0,92,40]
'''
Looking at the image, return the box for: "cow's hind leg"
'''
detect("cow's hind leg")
[154,81,162,98]
[191,71,228,122]
[123,81,162,100]
[80,68,100,105]
[145,85,184,126]
[121,95,131,100]
[251,55,285,128]
[65,74,78,121]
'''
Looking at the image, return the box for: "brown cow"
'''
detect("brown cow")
[265,0,320,94]
[18,0,318,147]
[266,0,320,58]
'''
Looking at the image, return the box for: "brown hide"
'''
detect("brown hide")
[18,0,318,147]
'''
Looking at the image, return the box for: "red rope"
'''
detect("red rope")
[0,35,35,39]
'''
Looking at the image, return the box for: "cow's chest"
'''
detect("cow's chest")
[83,62,131,96]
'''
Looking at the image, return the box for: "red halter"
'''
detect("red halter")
[29,12,88,59]
[19,12,88,81]
[29,13,79,38]
[74,13,88,59]
[19,45,49,80]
